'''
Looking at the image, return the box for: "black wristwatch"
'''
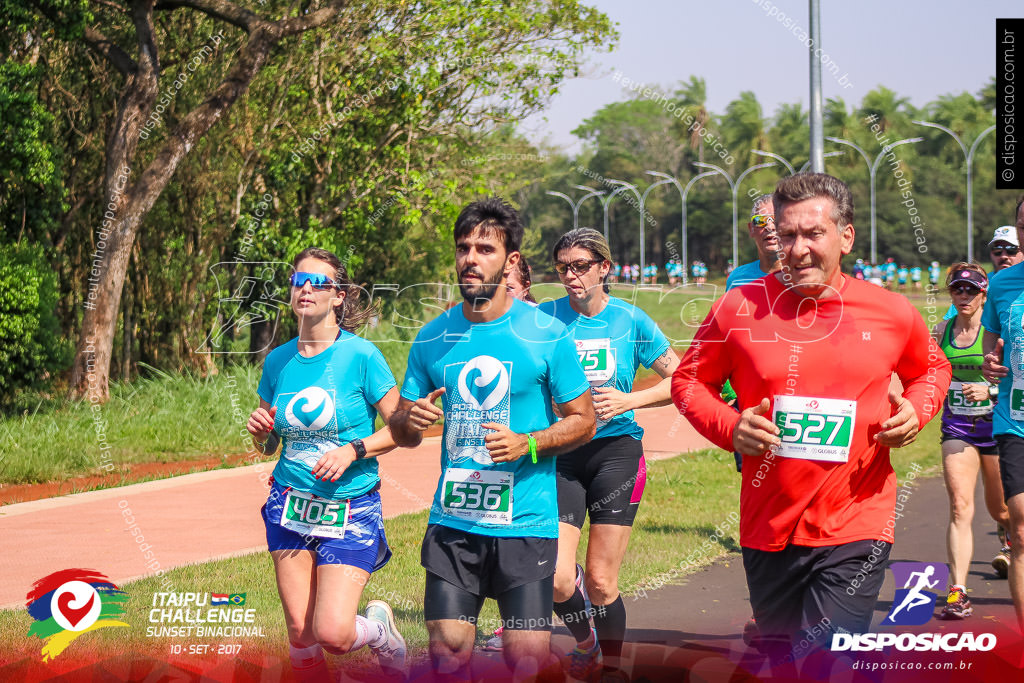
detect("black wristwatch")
[351,438,367,460]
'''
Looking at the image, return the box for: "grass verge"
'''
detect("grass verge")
[0,420,939,666]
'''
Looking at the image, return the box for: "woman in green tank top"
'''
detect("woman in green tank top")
[931,262,1010,619]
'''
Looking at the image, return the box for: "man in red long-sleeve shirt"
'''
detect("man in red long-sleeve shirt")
[672,173,951,662]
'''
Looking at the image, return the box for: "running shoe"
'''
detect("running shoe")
[483,626,504,651]
[993,544,1011,579]
[566,628,602,681]
[939,586,973,619]
[365,600,407,673]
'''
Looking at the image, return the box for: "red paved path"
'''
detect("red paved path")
[0,405,711,608]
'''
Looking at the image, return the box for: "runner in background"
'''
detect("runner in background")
[933,264,1010,619]
[981,198,1024,632]
[389,197,594,682]
[507,255,537,304]
[247,247,405,681]
[673,173,951,666]
[538,227,680,681]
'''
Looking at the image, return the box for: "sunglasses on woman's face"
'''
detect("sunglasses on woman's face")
[949,285,982,297]
[290,271,337,290]
[554,259,602,276]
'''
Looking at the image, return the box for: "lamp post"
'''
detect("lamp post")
[825,136,923,263]
[798,150,844,172]
[546,186,606,230]
[606,179,644,275]
[753,150,796,176]
[693,161,777,266]
[645,170,717,285]
[912,120,996,262]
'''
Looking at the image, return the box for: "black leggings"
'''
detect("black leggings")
[423,572,554,631]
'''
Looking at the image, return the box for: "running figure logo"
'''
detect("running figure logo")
[885,562,949,625]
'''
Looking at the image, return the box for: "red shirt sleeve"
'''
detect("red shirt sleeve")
[895,298,952,426]
[671,296,742,451]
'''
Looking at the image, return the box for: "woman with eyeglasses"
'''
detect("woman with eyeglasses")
[246,247,406,679]
[933,262,1010,620]
[539,228,679,680]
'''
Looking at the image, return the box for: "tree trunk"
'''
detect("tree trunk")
[64,4,344,401]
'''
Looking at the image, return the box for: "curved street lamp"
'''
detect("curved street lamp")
[798,150,844,172]
[606,179,644,275]
[753,150,796,176]
[912,120,996,262]
[693,161,778,266]
[826,136,923,263]
[645,170,717,285]
[546,186,606,230]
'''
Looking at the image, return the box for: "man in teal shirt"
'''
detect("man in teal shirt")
[390,197,595,681]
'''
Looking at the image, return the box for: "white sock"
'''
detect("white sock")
[289,642,325,669]
[352,615,388,650]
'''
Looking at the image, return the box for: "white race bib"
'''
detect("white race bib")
[576,338,615,383]
[440,468,513,525]
[280,489,350,539]
[947,381,993,417]
[1010,378,1024,422]
[772,395,856,463]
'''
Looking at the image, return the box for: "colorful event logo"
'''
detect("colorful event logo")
[884,561,949,626]
[26,569,129,661]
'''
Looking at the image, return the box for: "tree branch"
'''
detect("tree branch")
[154,0,261,32]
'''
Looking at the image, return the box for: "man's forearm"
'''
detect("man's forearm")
[388,409,425,448]
[533,413,595,457]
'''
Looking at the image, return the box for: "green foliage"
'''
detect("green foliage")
[0,62,65,240]
[0,242,71,403]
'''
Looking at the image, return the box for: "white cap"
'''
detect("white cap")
[989,225,1019,247]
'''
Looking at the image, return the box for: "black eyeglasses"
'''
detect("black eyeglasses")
[554,259,602,276]
[949,285,982,296]
[991,247,1020,257]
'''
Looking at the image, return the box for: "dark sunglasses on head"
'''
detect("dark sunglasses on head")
[949,285,982,296]
[554,259,602,276]
[290,271,337,290]
[751,214,775,229]
[991,246,1020,257]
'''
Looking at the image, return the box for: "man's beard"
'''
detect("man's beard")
[458,267,505,303]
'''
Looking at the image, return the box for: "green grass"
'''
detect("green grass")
[0,422,940,664]
[0,281,936,488]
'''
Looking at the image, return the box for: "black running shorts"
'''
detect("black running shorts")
[997,434,1024,502]
[557,435,646,528]
[421,524,556,630]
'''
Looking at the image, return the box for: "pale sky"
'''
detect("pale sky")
[521,0,1019,154]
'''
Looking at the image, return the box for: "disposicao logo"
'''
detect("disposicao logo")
[830,561,998,652]
[884,561,948,626]
[26,569,129,661]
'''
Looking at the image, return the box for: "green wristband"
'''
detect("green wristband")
[528,434,538,464]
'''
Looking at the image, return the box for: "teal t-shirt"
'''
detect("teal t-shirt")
[725,260,768,290]
[257,332,396,498]
[981,262,1024,436]
[401,300,589,538]
[538,296,670,440]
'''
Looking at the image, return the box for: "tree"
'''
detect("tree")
[13,0,614,401]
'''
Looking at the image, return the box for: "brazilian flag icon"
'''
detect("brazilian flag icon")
[228,593,247,606]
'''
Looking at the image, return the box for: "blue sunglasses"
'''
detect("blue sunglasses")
[290,271,337,290]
